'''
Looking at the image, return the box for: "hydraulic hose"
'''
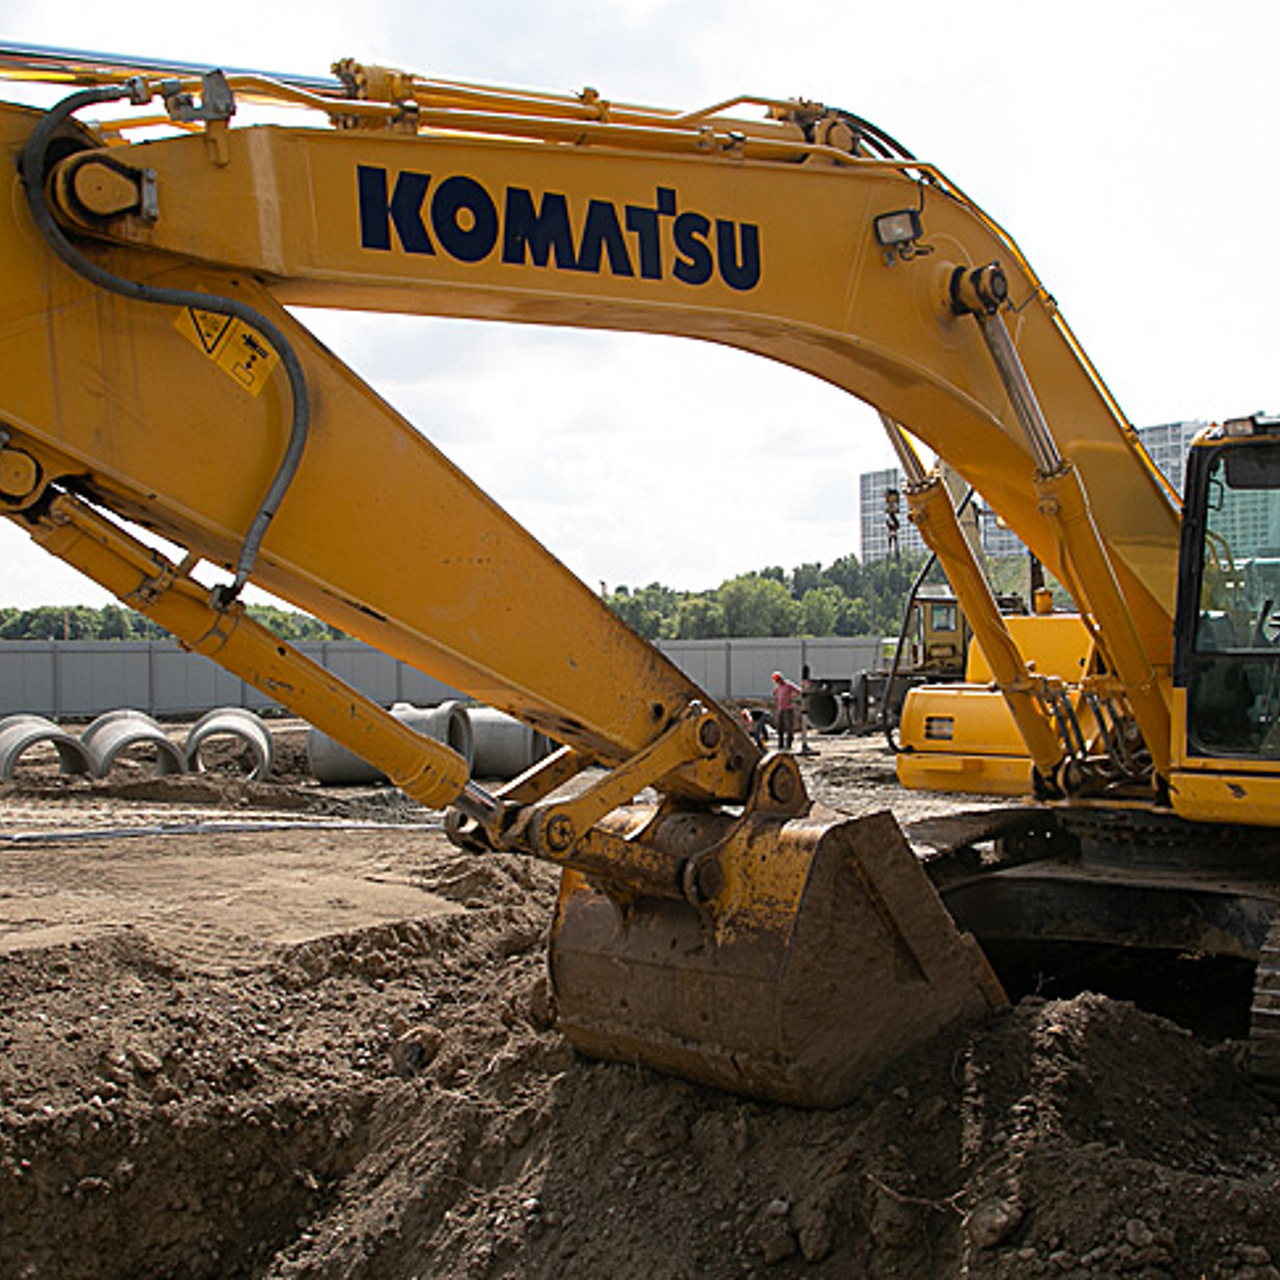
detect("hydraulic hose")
[832,108,916,161]
[19,81,310,607]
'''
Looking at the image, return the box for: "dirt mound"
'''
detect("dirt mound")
[6,924,1280,1278]
[4,736,1280,1277]
[244,995,1280,1279]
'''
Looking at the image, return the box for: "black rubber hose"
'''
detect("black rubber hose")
[19,82,310,607]
[834,109,916,162]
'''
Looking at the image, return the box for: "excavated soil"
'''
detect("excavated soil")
[3,727,1280,1278]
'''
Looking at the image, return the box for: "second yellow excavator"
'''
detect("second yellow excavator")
[1,42,1277,1103]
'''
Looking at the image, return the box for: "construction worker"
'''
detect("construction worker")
[771,671,802,750]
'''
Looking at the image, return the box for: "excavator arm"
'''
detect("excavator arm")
[0,49,1190,1102]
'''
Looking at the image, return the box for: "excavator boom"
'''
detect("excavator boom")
[0,48,1206,1102]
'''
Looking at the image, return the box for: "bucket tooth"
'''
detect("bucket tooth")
[549,807,1006,1107]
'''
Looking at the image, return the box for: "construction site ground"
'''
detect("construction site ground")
[3,725,1280,1279]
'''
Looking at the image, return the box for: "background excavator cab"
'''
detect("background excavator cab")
[1178,426,1280,763]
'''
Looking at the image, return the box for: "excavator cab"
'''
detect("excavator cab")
[1176,422,1280,782]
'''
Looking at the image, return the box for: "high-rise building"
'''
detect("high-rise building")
[859,420,1206,562]
[858,468,928,562]
[1139,420,1207,496]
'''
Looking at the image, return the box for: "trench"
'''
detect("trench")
[979,940,1257,1042]
[0,1087,380,1279]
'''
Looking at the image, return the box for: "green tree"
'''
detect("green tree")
[98,604,132,640]
[798,586,842,636]
[674,595,727,639]
[243,605,347,641]
[718,574,800,637]
[838,595,873,637]
[606,583,679,640]
[0,605,98,640]
[789,562,826,599]
[821,553,864,599]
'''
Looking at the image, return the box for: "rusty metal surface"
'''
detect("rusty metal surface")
[548,808,1006,1107]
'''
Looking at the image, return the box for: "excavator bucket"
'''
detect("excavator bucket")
[550,805,1006,1107]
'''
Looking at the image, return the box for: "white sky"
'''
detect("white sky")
[1,0,1277,608]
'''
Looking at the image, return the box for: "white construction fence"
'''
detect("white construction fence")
[0,635,883,721]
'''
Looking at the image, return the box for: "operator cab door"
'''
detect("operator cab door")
[1173,430,1280,818]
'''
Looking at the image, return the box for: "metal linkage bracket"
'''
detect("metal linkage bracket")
[161,70,235,124]
[506,701,726,861]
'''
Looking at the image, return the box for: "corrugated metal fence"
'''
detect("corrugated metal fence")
[0,636,883,719]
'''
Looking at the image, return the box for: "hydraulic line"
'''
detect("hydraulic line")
[19,81,310,606]
[882,548,942,752]
[877,414,975,752]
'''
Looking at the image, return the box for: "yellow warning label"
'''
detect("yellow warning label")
[175,307,280,397]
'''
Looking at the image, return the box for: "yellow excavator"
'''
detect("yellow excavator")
[1,44,1277,1105]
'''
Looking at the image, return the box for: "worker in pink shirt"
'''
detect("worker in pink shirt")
[771,671,802,750]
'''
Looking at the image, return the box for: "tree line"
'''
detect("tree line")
[606,553,1034,642]
[0,552,1034,644]
[0,603,347,643]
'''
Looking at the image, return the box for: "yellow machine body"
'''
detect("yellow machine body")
[898,614,1095,796]
[2,49,1277,1103]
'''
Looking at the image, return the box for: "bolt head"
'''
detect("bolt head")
[544,814,575,853]
[694,858,724,901]
[768,765,796,805]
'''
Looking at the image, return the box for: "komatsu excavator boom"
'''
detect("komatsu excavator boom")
[3,43,1278,1101]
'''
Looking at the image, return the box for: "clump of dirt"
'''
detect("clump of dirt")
[4,735,1280,1278]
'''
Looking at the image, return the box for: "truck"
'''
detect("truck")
[2,42,1278,1103]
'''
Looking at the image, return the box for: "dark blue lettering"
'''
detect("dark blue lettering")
[625,206,663,279]
[357,165,434,255]
[575,200,635,277]
[502,188,576,267]
[673,212,713,285]
[357,168,762,292]
[431,175,499,263]
[716,220,761,291]
[624,188,679,281]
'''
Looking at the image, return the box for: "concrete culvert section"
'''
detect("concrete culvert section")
[805,689,850,734]
[0,713,93,780]
[307,701,474,786]
[81,709,186,779]
[184,707,275,780]
[467,707,555,780]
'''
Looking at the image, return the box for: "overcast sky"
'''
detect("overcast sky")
[1,0,1277,608]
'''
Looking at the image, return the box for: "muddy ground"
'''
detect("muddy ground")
[2,725,1280,1278]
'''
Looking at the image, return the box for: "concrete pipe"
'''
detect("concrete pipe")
[82,709,186,779]
[468,707,554,780]
[307,701,474,786]
[184,707,275,781]
[0,713,94,780]
[806,690,852,734]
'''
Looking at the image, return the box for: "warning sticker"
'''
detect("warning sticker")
[175,307,280,396]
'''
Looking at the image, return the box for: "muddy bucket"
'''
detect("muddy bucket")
[550,806,1005,1107]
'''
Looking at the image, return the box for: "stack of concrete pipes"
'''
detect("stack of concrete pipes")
[305,701,554,785]
[0,707,275,781]
[0,701,554,786]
